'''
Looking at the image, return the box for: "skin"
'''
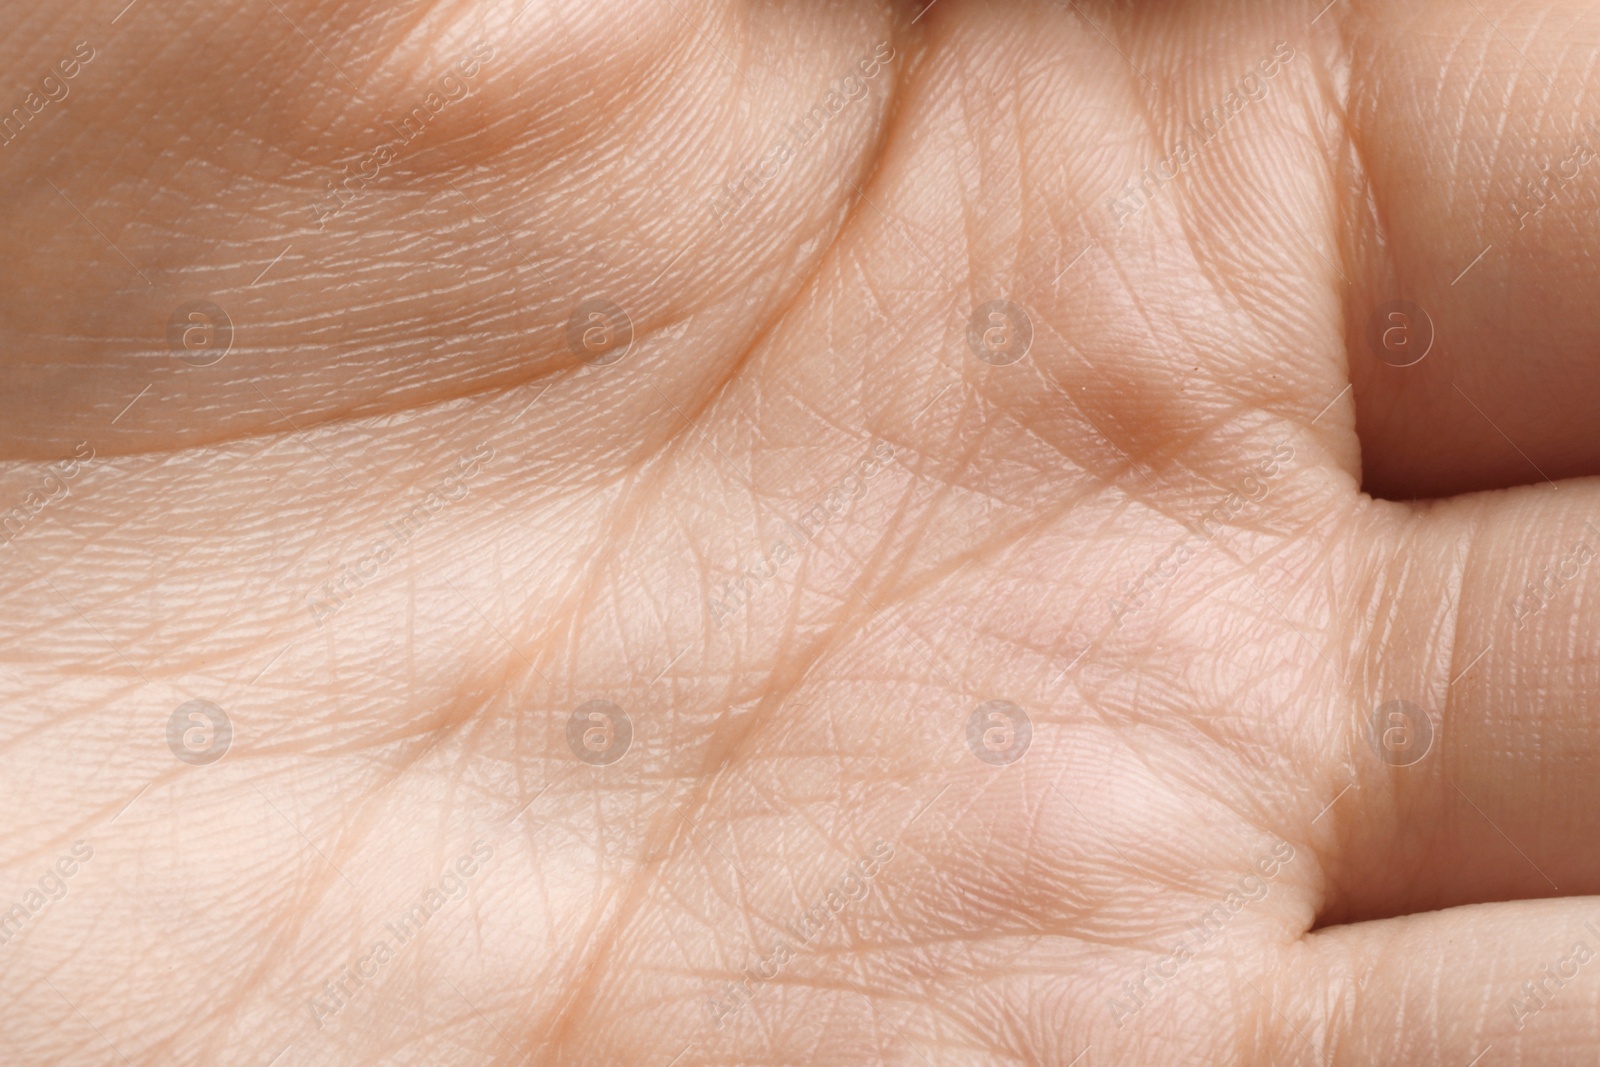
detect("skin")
[3,0,1600,1062]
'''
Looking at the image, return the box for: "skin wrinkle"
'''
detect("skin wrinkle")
[699,42,910,389]
[532,424,927,1059]
[1432,15,1480,135]
[1038,358,1266,511]
[1144,68,1302,356]
[1092,4,1167,187]
[1167,217,1276,387]
[1430,509,1482,763]
[1474,43,1524,228]
[1,30,888,462]
[947,51,987,291]
[15,4,1600,1062]
[1005,376,1170,506]
[833,483,1077,681]
[525,475,672,690]
[1079,245,1183,461]
[1018,83,1093,291]
[636,179,898,482]
[1228,172,1347,405]
[367,2,474,94]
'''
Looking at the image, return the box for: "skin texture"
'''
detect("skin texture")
[3,0,1600,1063]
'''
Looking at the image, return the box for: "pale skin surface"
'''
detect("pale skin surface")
[4,0,1600,1063]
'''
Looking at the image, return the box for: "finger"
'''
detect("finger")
[1341,0,1600,497]
[1286,898,1600,1065]
[1317,481,1600,922]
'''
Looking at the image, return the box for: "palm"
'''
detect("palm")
[6,1,1600,1064]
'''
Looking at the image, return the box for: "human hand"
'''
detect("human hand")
[4,1,1600,1064]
